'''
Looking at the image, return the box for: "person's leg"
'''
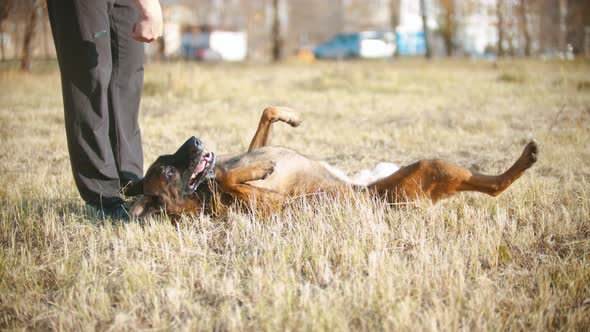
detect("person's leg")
[108,0,144,188]
[47,0,123,208]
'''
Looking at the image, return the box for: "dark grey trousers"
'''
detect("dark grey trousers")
[48,0,144,207]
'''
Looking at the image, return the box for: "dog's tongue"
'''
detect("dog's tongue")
[195,159,207,174]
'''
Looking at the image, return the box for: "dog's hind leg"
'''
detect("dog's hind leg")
[456,140,538,197]
[367,141,538,203]
[248,106,301,152]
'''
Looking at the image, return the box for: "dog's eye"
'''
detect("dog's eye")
[163,167,174,179]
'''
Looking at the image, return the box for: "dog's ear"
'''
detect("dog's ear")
[122,178,144,197]
[129,195,158,218]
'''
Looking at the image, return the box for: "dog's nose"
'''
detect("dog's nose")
[193,137,202,148]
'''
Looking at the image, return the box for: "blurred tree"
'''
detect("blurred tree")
[558,0,567,52]
[287,0,342,55]
[519,0,531,56]
[0,0,15,62]
[20,0,41,71]
[271,0,283,61]
[496,0,505,56]
[539,0,558,54]
[566,0,590,54]
[420,0,431,58]
[439,0,455,56]
[390,0,400,56]
[390,0,400,29]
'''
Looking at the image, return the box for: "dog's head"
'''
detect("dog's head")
[125,136,216,218]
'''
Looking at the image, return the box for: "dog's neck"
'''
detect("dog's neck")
[186,179,235,216]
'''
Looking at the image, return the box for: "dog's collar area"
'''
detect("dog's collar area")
[205,168,216,180]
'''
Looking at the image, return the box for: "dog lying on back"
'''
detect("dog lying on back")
[125,107,538,220]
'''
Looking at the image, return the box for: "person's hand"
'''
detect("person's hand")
[132,0,163,43]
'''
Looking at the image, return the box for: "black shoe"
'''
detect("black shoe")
[86,203,131,223]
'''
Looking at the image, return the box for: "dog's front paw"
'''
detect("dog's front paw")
[284,113,302,127]
[264,106,302,127]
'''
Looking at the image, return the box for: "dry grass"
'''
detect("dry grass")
[1,58,589,331]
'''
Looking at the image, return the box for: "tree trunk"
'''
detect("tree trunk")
[42,4,49,59]
[0,22,5,62]
[508,31,516,56]
[390,0,400,29]
[442,0,454,57]
[497,0,505,56]
[419,0,431,59]
[390,0,400,56]
[559,0,568,52]
[20,1,40,71]
[271,0,282,62]
[519,0,531,56]
[0,0,14,62]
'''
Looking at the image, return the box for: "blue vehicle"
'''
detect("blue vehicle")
[395,31,426,55]
[314,31,395,59]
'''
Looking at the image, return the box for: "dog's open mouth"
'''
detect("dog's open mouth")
[188,151,215,191]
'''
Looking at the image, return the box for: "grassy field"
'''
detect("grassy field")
[1,58,589,330]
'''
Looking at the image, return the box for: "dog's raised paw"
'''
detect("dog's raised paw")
[268,106,302,127]
[286,115,302,127]
[522,140,539,168]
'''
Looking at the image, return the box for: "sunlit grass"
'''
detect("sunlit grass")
[1,58,589,330]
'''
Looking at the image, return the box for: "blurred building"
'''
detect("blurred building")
[160,0,396,60]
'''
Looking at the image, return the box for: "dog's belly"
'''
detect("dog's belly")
[220,146,349,195]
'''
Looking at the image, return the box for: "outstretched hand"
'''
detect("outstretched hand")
[132,0,163,43]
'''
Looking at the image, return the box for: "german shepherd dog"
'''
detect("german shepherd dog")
[125,107,538,220]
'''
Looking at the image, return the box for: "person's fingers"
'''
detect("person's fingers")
[132,22,159,43]
[132,32,148,42]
